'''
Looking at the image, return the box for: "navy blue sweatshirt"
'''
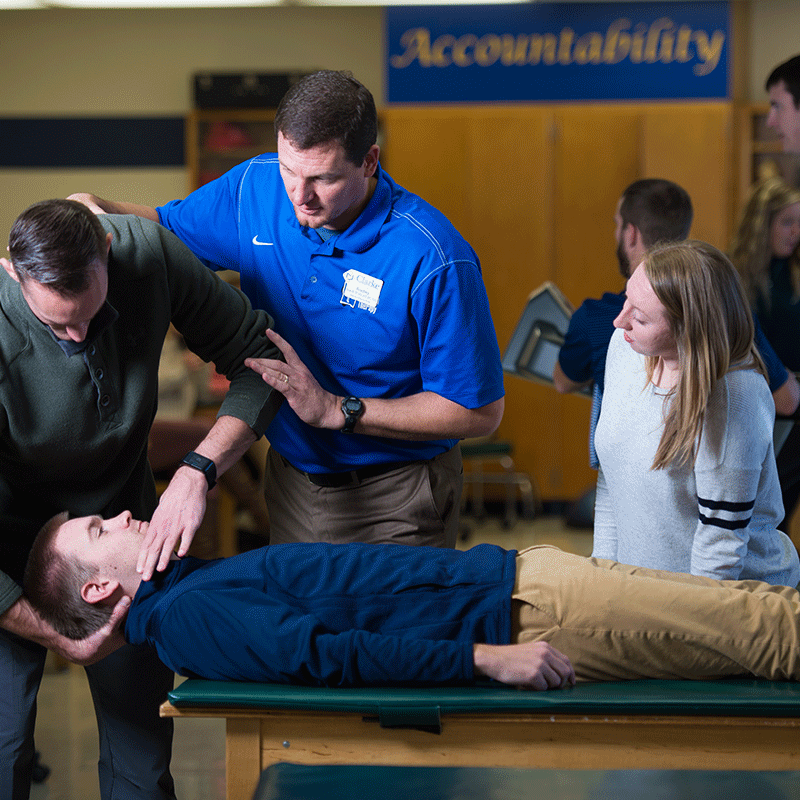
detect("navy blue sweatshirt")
[125,542,517,686]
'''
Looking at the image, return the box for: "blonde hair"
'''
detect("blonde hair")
[642,240,766,471]
[729,176,800,307]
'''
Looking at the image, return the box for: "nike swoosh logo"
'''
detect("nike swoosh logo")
[252,236,274,246]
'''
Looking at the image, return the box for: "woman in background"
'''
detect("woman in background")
[730,176,800,534]
[593,240,799,585]
[730,175,800,370]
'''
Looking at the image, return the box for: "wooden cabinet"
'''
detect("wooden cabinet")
[186,108,277,191]
[381,103,733,502]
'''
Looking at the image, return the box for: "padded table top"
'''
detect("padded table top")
[168,678,800,723]
[253,764,800,800]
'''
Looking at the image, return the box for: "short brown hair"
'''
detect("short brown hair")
[766,55,800,108]
[274,70,377,165]
[619,179,693,248]
[23,512,113,639]
[8,199,107,294]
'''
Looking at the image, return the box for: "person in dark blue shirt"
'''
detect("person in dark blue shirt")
[23,510,800,690]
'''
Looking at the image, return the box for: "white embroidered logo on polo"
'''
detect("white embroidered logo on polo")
[341,269,382,314]
[252,236,274,246]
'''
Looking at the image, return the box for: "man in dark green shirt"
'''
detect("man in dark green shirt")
[0,199,282,800]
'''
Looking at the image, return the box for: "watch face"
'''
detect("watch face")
[343,397,363,415]
[184,453,210,472]
[341,397,364,433]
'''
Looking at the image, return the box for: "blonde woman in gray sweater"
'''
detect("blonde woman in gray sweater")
[593,240,799,585]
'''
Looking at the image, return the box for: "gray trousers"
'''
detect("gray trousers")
[0,628,176,800]
[265,445,463,548]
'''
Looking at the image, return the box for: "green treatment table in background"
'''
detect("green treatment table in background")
[252,763,800,800]
[161,679,800,800]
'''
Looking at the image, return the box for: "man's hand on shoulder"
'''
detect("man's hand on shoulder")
[473,641,576,690]
[66,193,109,215]
[66,194,160,221]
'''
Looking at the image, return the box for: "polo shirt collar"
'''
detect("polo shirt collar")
[286,163,391,255]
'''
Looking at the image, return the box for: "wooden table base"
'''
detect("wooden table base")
[160,703,800,800]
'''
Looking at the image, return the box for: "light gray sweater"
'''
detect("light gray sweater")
[593,328,800,585]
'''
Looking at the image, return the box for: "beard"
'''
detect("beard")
[616,240,631,278]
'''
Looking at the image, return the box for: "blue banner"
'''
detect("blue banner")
[385,1,730,103]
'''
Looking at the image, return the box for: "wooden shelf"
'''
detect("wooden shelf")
[738,104,800,209]
[186,108,277,191]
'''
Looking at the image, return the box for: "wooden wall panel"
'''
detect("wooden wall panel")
[549,107,641,498]
[464,109,564,504]
[552,107,640,304]
[462,109,554,341]
[640,103,733,249]
[381,108,472,235]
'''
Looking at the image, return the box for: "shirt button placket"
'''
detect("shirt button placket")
[85,347,113,420]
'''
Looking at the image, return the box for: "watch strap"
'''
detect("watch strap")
[180,451,217,490]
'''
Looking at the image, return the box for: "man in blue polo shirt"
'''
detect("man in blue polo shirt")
[553,179,799,468]
[70,70,504,558]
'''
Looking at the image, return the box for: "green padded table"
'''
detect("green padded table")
[252,763,800,800]
[161,679,800,800]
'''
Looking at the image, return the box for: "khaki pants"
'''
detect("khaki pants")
[264,446,463,548]
[513,546,800,682]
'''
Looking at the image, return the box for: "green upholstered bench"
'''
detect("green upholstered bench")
[252,763,800,800]
[161,679,800,800]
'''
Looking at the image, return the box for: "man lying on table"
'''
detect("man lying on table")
[24,510,800,690]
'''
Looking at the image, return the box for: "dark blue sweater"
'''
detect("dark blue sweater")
[758,257,800,372]
[125,542,517,686]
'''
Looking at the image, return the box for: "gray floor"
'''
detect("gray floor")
[29,514,592,800]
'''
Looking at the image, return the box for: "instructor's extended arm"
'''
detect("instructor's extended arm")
[67,193,159,221]
[247,329,504,440]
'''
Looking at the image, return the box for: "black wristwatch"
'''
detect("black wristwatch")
[180,451,217,490]
[340,396,365,434]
